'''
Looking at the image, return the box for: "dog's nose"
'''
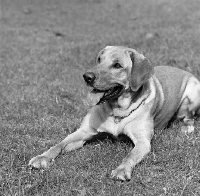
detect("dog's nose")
[83,72,96,85]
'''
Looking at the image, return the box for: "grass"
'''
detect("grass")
[0,0,200,195]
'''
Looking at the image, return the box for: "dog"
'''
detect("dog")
[29,46,200,181]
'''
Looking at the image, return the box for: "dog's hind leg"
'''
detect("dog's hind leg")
[177,77,200,133]
[177,97,195,133]
[196,108,200,116]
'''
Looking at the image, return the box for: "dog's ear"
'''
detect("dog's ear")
[128,50,154,91]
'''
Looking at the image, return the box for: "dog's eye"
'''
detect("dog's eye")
[112,63,122,69]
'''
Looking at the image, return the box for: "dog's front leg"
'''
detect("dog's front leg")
[29,114,97,169]
[111,122,153,181]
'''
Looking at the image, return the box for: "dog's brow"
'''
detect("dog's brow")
[111,59,120,65]
[110,53,120,60]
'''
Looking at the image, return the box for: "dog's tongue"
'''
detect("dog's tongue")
[87,91,104,106]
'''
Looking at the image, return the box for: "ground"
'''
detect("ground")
[0,0,200,195]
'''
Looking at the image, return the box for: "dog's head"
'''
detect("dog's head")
[83,46,154,105]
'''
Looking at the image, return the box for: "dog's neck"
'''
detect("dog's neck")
[109,82,150,119]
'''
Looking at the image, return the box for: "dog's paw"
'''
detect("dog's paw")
[28,155,52,169]
[181,125,195,133]
[111,164,132,181]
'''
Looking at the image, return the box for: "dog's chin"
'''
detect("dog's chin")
[87,84,125,106]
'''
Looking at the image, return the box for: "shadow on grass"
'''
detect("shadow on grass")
[85,132,134,147]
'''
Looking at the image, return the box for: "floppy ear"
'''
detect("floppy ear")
[128,50,154,91]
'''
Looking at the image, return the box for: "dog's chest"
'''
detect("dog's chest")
[89,103,133,136]
[97,116,124,136]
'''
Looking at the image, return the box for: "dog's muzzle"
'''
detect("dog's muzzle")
[83,71,125,104]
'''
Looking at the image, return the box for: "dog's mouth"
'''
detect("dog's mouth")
[94,85,124,103]
[87,84,124,106]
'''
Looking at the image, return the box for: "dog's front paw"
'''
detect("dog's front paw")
[111,164,132,181]
[29,155,52,169]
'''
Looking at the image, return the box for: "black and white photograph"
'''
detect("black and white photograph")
[0,0,200,195]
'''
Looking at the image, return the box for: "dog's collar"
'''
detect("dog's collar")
[111,84,150,123]
[111,97,147,123]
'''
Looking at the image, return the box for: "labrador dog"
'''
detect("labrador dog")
[29,46,200,181]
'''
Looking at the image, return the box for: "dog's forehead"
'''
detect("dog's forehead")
[100,47,128,63]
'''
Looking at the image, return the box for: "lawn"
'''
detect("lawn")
[0,0,200,195]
